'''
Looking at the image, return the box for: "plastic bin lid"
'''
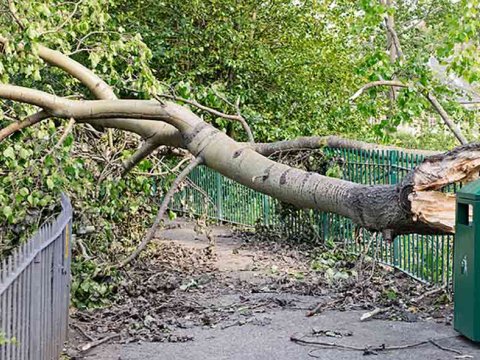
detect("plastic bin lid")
[457,179,480,201]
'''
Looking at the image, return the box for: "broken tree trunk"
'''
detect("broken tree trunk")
[1,83,477,237]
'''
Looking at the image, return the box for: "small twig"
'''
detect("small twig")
[131,156,191,177]
[156,93,254,143]
[306,298,343,317]
[412,285,446,303]
[7,0,25,30]
[39,0,83,37]
[292,334,465,356]
[70,323,94,342]
[360,307,387,321]
[429,339,464,355]
[73,31,114,53]
[50,117,75,151]
[79,334,120,353]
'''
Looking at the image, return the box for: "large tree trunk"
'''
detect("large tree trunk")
[1,83,478,237]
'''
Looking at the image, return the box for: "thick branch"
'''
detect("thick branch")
[118,156,204,267]
[121,138,165,176]
[0,36,184,153]
[383,3,404,60]
[251,135,439,157]
[0,36,116,101]
[0,84,193,133]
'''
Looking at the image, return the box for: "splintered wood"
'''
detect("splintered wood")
[409,192,456,233]
[413,148,480,191]
[409,145,480,234]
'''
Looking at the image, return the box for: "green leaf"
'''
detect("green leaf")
[3,206,12,218]
[46,178,54,190]
[168,210,177,220]
[3,147,15,160]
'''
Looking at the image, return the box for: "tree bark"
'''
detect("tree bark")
[1,83,476,236]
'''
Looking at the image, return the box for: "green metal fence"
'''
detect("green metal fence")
[167,147,453,287]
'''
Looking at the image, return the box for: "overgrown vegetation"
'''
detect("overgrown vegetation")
[0,0,478,307]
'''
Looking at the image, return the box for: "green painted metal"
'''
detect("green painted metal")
[163,146,454,287]
[454,180,480,341]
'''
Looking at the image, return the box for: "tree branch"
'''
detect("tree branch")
[50,118,75,151]
[384,14,404,59]
[0,84,184,128]
[118,156,204,267]
[38,0,83,37]
[0,36,115,101]
[350,81,468,145]
[0,110,50,141]
[121,138,166,176]
[349,80,408,101]
[1,83,474,236]
[251,135,440,157]
[425,92,468,145]
[131,156,191,177]
[7,0,25,30]
[157,93,254,143]
[381,0,403,61]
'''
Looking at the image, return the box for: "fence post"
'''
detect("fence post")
[322,213,329,244]
[216,172,223,220]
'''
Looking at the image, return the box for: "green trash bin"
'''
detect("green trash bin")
[454,180,480,341]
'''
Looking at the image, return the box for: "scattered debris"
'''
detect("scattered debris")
[68,218,454,355]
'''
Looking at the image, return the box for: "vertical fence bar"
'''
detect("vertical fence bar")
[216,172,223,220]
[263,195,270,226]
[6,258,12,360]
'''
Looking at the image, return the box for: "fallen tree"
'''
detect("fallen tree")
[0,37,476,264]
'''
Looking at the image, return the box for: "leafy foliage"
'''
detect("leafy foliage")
[0,0,479,308]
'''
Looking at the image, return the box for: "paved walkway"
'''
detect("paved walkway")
[84,219,480,360]
[92,305,480,360]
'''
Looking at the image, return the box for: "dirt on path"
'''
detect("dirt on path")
[67,218,480,360]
